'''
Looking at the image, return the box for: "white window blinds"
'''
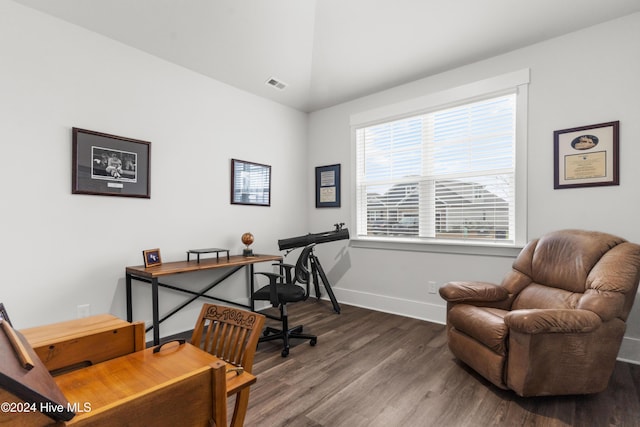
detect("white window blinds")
[355,93,516,243]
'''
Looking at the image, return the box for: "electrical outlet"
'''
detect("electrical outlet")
[77,304,91,318]
[428,281,437,294]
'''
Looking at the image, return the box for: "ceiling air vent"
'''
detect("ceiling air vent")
[265,77,287,90]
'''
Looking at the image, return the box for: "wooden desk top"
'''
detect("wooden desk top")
[126,254,282,278]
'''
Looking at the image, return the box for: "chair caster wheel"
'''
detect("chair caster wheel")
[310,338,317,346]
[281,348,289,357]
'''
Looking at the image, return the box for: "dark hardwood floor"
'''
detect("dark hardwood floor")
[241,300,640,427]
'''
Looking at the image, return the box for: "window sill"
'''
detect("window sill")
[350,237,523,258]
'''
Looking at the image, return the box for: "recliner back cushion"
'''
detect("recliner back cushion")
[529,230,624,293]
[580,242,640,321]
[510,230,628,311]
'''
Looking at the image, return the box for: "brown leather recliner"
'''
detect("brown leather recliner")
[439,229,640,396]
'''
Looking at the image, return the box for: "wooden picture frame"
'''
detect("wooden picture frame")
[230,159,271,206]
[554,121,619,189]
[143,249,162,268]
[72,127,151,198]
[316,164,341,208]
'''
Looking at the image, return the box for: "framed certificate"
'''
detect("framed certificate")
[554,121,619,189]
[316,164,341,208]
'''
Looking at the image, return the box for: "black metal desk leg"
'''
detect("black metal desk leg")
[152,277,160,345]
[126,273,133,322]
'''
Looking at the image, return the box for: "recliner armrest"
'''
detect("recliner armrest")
[504,308,602,334]
[439,281,509,303]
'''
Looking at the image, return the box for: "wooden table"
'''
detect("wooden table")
[126,254,282,345]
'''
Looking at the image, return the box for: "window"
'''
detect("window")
[352,70,528,248]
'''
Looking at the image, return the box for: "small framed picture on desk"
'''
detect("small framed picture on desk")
[143,248,162,268]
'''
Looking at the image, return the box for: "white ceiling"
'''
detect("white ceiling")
[13,0,640,112]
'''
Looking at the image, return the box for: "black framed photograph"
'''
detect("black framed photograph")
[143,248,162,268]
[72,127,151,198]
[316,164,341,208]
[231,159,271,206]
[0,303,12,326]
[554,121,619,189]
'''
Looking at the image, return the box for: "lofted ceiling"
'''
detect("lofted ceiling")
[13,0,640,112]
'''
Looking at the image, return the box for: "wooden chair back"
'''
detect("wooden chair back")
[191,304,265,372]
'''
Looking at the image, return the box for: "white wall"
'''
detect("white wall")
[0,1,309,338]
[307,12,640,362]
[3,0,640,362]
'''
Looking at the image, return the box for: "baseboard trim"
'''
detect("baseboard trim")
[619,336,640,365]
[330,287,640,365]
[331,287,446,325]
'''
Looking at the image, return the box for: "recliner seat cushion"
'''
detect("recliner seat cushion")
[448,304,509,356]
[511,283,581,311]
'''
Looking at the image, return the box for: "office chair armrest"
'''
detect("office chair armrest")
[272,262,295,269]
[272,262,295,283]
[255,272,284,307]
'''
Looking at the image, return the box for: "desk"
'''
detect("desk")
[126,254,281,345]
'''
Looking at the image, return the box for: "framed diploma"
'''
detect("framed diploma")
[554,121,619,189]
[316,164,341,208]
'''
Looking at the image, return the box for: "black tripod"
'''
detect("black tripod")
[307,247,341,313]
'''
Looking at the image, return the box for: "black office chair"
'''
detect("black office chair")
[253,243,318,357]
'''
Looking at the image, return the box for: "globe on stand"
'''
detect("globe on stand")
[241,232,254,256]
